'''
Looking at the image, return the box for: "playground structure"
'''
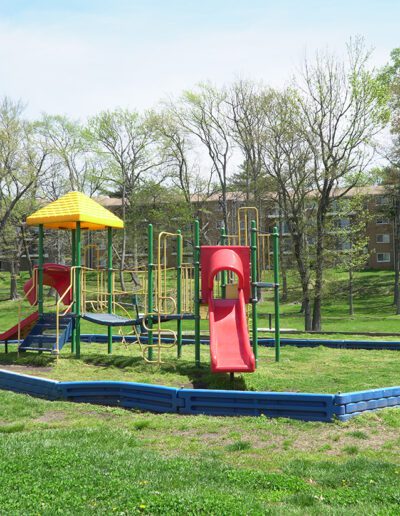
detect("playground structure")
[1,193,400,424]
[0,192,281,373]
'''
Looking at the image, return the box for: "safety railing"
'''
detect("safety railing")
[55,266,76,355]
[17,268,39,348]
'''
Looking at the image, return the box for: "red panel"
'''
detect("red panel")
[200,246,251,303]
[200,245,255,374]
[23,263,73,306]
[209,290,255,373]
[0,311,38,342]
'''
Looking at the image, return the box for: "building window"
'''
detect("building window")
[376,234,390,244]
[377,252,391,263]
[338,218,350,228]
[338,240,351,250]
[280,221,290,234]
[376,195,389,206]
[376,217,390,225]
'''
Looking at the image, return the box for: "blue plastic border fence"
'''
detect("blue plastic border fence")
[0,369,399,422]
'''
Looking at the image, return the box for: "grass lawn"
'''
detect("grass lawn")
[1,270,400,513]
[1,343,400,395]
[0,390,399,514]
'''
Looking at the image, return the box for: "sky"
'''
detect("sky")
[0,0,398,119]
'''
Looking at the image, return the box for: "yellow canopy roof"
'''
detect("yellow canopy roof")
[26,191,124,230]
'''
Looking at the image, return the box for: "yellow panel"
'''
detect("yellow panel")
[26,191,124,230]
[225,283,239,299]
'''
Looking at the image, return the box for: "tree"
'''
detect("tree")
[297,38,389,330]
[0,98,47,235]
[149,109,214,210]
[226,80,272,211]
[326,194,372,315]
[87,109,165,281]
[36,115,106,198]
[171,83,232,230]
[263,89,316,330]
[379,49,400,312]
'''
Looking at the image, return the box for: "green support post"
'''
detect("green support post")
[220,227,227,298]
[194,220,201,367]
[251,220,258,365]
[176,230,182,358]
[71,229,76,353]
[147,224,154,362]
[273,226,281,362]
[38,224,44,316]
[75,222,81,358]
[107,227,113,354]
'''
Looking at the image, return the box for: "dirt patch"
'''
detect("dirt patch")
[35,410,66,423]
[0,364,52,374]
[79,409,118,420]
[180,382,195,389]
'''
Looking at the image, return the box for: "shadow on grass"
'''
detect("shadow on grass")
[0,352,55,368]
[82,352,248,390]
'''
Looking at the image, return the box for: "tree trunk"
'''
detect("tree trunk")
[21,225,33,277]
[349,268,354,316]
[394,199,400,314]
[281,265,288,302]
[312,205,326,331]
[291,233,312,331]
[220,189,229,235]
[303,293,312,330]
[9,260,19,300]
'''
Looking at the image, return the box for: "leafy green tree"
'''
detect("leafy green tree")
[326,194,372,315]
[226,80,272,211]
[87,109,164,284]
[297,38,390,330]
[170,83,232,231]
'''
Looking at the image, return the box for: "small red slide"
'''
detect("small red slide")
[208,289,255,373]
[23,263,72,306]
[201,246,255,374]
[0,311,39,342]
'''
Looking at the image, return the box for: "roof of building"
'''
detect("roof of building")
[26,191,124,230]
[89,185,390,212]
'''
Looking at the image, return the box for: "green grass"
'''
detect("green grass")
[1,269,400,512]
[1,343,400,394]
[0,390,399,514]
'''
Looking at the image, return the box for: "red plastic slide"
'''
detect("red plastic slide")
[23,263,73,306]
[0,311,38,342]
[201,246,255,373]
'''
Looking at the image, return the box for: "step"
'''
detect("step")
[19,346,57,353]
[23,335,57,344]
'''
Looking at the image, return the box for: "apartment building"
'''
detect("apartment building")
[188,185,396,270]
[100,185,395,270]
[1,185,395,272]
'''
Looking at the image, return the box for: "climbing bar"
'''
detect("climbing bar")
[254,282,279,288]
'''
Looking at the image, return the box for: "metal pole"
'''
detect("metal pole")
[107,227,113,354]
[71,229,76,353]
[176,230,182,358]
[273,226,281,362]
[220,227,226,298]
[251,220,258,365]
[38,224,44,316]
[75,222,81,358]
[194,219,200,367]
[147,224,154,362]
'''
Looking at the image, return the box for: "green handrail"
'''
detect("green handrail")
[251,220,258,364]
[147,224,154,362]
[194,220,200,367]
[273,226,281,362]
[176,229,182,358]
